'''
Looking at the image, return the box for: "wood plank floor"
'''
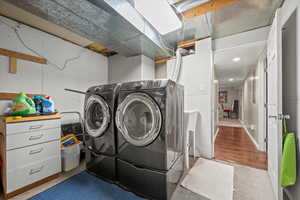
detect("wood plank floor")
[214,126,267,170]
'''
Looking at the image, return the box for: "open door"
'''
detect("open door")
[266,9,283,200]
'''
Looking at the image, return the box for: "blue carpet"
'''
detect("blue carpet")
[29,172,144,200]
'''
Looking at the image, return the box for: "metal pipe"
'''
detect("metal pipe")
[175,0,210,13]
[64,88,87,95]
[171,48,188,82]
[60,111,85,134]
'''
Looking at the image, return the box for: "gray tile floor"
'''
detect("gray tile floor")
[2,158,274,200]
[171,158,208,200]
[172,186,209,200]
[172,159,274,200]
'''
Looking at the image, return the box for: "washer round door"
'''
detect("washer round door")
[85,95,110,137]
[116,93,162,147]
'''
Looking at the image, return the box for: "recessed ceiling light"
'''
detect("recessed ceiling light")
[214,80,218,84]
[233,57,241,62]
[228,78,234,82]
[134,0,182,35]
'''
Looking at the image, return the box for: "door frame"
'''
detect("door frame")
[266,8,283,200]
[264,58,268,152]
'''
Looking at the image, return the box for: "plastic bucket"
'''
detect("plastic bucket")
[61,144,80,172]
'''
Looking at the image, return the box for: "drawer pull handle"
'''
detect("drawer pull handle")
[29,125,43,130]
[29,148,43,155]
[29,134,43,140]
[29,166,44,175]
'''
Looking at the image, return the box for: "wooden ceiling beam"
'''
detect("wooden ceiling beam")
[0,48,47,64]
[155,39,199,64]
[155,56,176,64]
[177,39,198,49]
[182,0,240,20]
[85,43,115,57]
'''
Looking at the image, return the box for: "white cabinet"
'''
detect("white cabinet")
[6,128,61,150]
[6,119,60,134]
[0,115,62,199]
[6,156,61,193]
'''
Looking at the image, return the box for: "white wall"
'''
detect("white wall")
[155,62,167,79]
[280,1,299,198]
[108,54,154,83]
[242,67,259,146]
[213,74,219,137]
[0,16,108,123]
[167,38,214,159]
[238,88,243,120]
[141,55,155,80]
[108,55,141,83]
[241,53,266,151]
[213,26,270,51]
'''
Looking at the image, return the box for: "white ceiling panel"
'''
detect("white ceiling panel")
[214,42,266,88]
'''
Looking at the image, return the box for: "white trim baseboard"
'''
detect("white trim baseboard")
[240,120,265,151]
[213,128,220,142]
[242,124,260,150]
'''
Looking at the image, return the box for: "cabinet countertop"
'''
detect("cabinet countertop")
[2,114,63,123]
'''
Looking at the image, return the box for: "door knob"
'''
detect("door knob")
[268,115,277,119]
[269,114,290,120]
[283,114,290,120]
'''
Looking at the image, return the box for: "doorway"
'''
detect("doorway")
[213,43,268,170]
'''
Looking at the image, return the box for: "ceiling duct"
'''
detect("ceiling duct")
[4,0,173,59]
[174,0,210,13]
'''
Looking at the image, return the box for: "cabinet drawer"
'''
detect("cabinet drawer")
[6,128,61,150]
[6,119,61,135]
[6,156,61,193]
[7,140,60,170]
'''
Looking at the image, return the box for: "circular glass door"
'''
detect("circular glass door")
[116,93,162,146]
[85,95,110,137]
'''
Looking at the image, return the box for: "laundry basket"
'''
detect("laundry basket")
[61,143,80,171]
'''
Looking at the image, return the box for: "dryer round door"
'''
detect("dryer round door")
[85,95,110,137]
[116,92,162,147]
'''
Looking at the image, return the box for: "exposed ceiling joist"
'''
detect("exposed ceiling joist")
[85,43,116,57]
[0,48,47,64]
[155,56,176,64]
[177,39,198,48]
[0,1,114,57]
[182,0,240,20]
[155,39,198,64]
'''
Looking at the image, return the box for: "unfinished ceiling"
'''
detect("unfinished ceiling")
[165,0,283,46]
[1,0,173,59]
[212,0,283,38]
[0,0,283,59]
[214,42,266,88]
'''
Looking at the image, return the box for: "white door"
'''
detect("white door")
[266,9,283,200]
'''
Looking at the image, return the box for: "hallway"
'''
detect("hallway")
[214,126,267,170]
[218,119,242,127]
